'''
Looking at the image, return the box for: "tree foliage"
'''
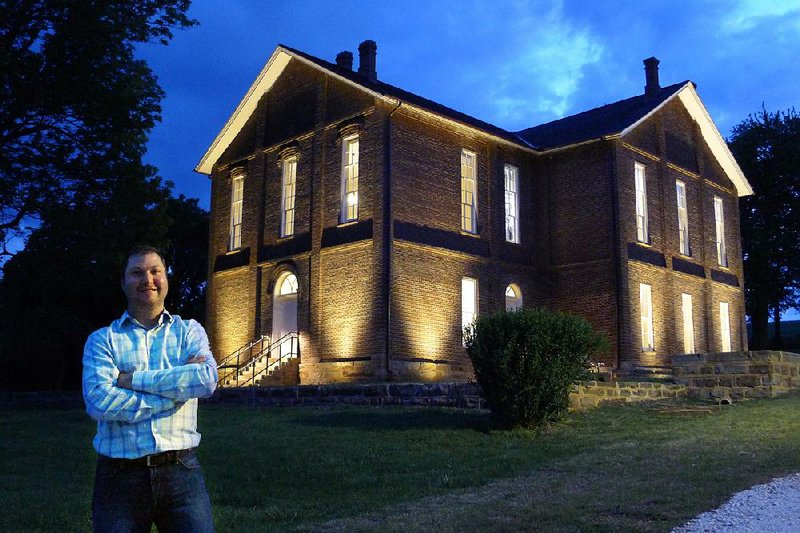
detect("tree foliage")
[729,108,800,348]
[0,184,209,391]
[464,308,607,430]
[0,0,195,256]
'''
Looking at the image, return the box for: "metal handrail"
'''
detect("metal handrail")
[238,332,300,387]
[217,335,271,387]
[218,335,270,369]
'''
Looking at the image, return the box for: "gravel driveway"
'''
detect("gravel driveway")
[673,473,800,532]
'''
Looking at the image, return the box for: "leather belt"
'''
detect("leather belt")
[106,448,194,467]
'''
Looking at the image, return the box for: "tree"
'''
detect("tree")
[0,181,209,391]
[0,0,195,259]
[729,108,800,348]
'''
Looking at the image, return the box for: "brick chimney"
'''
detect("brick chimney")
[336,51,353,71]
[358,40,377,82]
[644,57,660,97]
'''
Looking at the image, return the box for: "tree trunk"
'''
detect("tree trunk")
[750,296,771,349]
[773,303,783,349]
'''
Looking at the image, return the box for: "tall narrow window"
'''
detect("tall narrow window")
[341,135,359,223]
[504,164,519,243]
[681,293,695,354]
[461,150,477,233]
[640,283,654,351]
[635,163,649,243]
[720,301,732,352]
[462,277,478,343]
[714,196,727,267]
[280,156,297,237]
[676,180,690,255]
[505,284,522,311]
[228,173,244,251]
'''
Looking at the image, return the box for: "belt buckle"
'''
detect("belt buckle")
[146,454,157,467]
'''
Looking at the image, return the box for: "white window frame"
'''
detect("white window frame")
[676,180,690,256]
[340,135,359,223]
[714,196,727,267]
[461,150,477,234]
[228,173,244,251]
[640,283,654,351]
[462,277,478,343]
[720,301,732,352]
[681,293,695,354]
[504,164,519,243]
[280,156,297,238]
[635,162,649,243]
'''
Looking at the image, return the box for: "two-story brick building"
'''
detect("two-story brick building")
[196,41,752,384]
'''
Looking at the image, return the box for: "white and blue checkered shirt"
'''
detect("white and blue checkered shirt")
[82,310,218,459]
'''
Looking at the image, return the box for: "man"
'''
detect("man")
[82,245,218,532]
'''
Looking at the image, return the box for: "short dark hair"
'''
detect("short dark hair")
[121,245,168,279]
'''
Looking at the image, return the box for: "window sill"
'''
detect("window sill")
[460,230,480,238]
[338,219,359,228]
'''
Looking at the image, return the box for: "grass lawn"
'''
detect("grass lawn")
[2,393,800,532]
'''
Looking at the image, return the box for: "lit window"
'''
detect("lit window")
[341,136,359,223]
[278,273,298,296]
[681,293,695,353]
[635,163,649,243]
[280,156,297,237]
[461,150,477,233]
[229,173,244,251]
[714,196,727,267]
[505,284,522,311]
[504,164,519,243]
[462,277,478,343]
[720,301,731,352]
[676,180,689,255]
[640,283,654,351]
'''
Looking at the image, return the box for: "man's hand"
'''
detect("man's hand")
[117,372,133,389]
[186,356,206,365]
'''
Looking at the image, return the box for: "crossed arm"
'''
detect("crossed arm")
[83,322,218,423]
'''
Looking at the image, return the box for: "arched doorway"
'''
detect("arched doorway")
[272,272,298,357]
[505,284,522,312]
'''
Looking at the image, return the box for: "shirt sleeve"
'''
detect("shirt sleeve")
[82,329,176,423]
[130,320,218,402]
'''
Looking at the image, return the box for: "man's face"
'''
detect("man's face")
[122,252,168,311]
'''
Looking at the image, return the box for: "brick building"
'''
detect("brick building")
[196,41,752,384]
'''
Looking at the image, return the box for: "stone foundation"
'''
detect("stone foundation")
[672,351,800,400]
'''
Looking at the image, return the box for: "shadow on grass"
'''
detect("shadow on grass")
[285,406,490,432]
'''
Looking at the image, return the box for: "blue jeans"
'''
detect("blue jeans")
[92,450,214,533]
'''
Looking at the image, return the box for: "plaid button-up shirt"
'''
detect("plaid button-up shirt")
[82,310,218,459]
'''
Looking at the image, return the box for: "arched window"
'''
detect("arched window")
[505,284,522,311]
[277,273,298,296]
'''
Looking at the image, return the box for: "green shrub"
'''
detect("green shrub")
[464,307,608,429]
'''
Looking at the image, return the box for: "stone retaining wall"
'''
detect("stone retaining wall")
[569,381,687,409]
[672,351,800,400]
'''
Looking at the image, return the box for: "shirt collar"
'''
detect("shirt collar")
[120,309,173,329]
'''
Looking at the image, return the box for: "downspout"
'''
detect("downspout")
[608,139,624,371]
[384,100,402,380]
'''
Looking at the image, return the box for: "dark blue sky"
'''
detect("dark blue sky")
[138,0,800,210]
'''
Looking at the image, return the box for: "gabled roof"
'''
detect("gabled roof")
[517,81,753,196]
[195,45,530,175]
[516,81,688,150]
[196,45,752,197]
